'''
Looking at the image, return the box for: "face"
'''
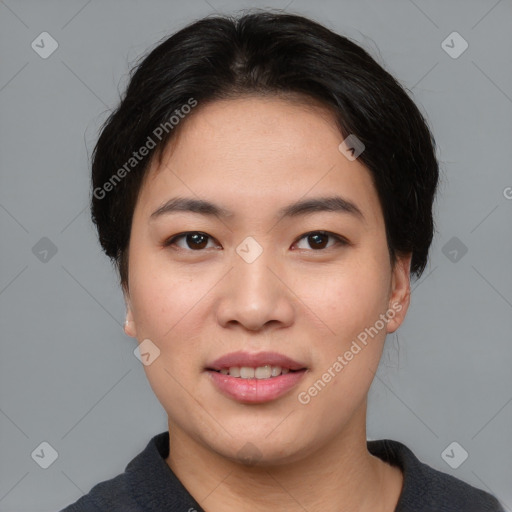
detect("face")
[124,96,411,465]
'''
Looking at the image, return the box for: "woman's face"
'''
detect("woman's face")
[124,96,411,464]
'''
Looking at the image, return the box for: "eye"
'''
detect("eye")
[293,231,348,251]
[163,230,348,252]
[163,232,218,251]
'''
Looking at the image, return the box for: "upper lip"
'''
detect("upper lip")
[207,351,307,371]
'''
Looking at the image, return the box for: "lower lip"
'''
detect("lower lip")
[207,370,307,404]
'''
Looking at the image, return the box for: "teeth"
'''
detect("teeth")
[229,366,241,378]
[255,365,272,379]
[218,365,293,378]
[240,367,254,378]
[271,366,281,377]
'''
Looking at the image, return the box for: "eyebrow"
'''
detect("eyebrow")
[150,195,365,222]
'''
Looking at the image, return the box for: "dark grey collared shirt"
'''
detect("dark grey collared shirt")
[60,431,505,512]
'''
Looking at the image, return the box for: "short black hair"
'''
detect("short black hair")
[91,10,439,289]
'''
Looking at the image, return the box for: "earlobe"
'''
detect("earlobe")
[124,316,136,338]
[386,252,412,334]
[123,294,137,338]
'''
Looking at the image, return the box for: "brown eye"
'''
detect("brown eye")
[307,232,329,249]
[164,232,216,251]
[294,231,347,251]
[163,230,347,253]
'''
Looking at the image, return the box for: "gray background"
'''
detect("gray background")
[0,0,511,510]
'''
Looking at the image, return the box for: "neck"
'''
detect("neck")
[165,401,403,512]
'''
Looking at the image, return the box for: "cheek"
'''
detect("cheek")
[128,266,208,404]
[296,258,391,404]
[303,259,390,339]
[127,255,204,346]
[128,241,185,320]
[297,267,390,416]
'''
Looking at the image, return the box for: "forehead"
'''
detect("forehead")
[137,96,383,227]
[159,94,343,161]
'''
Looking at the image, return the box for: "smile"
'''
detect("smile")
[214,365,298,379]
[206,368,308,404]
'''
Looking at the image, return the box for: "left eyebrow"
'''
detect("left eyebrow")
[277,195,364,222]
[149,195,365,222]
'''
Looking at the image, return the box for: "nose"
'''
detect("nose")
[215,247,295,332]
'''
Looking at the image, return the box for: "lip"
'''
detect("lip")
[207,369,308,404]
[206,350,306,371]
[205,350,308,404]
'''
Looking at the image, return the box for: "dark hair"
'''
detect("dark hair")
[91,10,439,290]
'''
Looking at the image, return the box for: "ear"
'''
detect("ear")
[123,290,137,338]
[386,252,412,334]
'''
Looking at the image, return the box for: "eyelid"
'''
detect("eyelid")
[163,231,218,249]
[292,231,349,250]
[163,230,349,251]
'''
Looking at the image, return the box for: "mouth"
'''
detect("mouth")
[205,351,308,403]
[206,350,307,373]
[207,365,305,379]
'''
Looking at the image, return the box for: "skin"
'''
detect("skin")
[124,95,412,512]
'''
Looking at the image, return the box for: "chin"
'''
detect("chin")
[204,429,314,467]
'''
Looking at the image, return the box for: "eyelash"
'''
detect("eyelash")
[162,231,348,252]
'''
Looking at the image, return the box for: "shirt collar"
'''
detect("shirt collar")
[127,431,423,511]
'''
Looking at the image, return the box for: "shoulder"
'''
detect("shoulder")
[58,472,133,512]
[367,439,505,512]
[59,432,170,512]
